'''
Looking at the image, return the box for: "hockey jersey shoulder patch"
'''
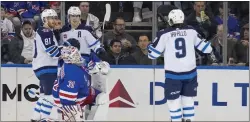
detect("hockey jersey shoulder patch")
[61,24,71,33]
[76,24,93,32]
[37,26,53,38]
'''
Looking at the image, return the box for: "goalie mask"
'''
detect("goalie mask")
[60,46,85,65]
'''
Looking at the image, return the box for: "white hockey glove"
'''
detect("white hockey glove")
[88,61,110,75]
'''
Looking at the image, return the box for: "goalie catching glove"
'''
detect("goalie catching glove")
[88,61,110,75]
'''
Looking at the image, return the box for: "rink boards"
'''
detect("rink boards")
[1,65,249,121]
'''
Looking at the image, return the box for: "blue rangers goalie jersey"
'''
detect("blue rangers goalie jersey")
[52,63,90,105]
[148,25,212,80]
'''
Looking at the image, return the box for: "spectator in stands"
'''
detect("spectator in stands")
[1,2,21,30]
[185,1,217,40]
[102,17,137,54]
[232,23,249,66]
[131,34,163,65]
[133,2,193,22]
[1,4,14,39]
[214,3,240,40]
[102,39,137,65]
[50,1,60,18]
[18,2,47,28]
[79,1,102,38]
[7,20,35,64]
[210,24,237,65]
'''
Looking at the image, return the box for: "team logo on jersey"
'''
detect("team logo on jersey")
[67,80,75,88]
[42,29,49,32]
[63,34,67,38]
[53,80,59,91]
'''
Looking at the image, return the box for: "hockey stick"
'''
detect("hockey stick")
[101,3,111,45]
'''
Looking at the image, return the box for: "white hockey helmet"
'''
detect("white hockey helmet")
[168,9,185,26]
[67,6,81,16]
[41,9,58,23]
[60,46,85,65]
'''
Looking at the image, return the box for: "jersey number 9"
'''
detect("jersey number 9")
[175,38,186,58]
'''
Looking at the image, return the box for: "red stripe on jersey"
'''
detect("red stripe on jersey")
[59,92,77,99]
[54,100,60,104]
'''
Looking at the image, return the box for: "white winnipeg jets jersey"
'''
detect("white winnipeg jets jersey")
[148,26,212,79]
[32,26,60,77]
[60,24,101,55]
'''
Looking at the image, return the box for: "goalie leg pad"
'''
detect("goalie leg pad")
[87,92,109,120]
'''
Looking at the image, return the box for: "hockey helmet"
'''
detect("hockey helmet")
[168,9,185,26]
[41,9,58,23]
[67,6,81,16]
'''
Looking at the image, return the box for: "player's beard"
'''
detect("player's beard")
[71,20,81,29]
[44,19,56,29]
[48,21,56,29]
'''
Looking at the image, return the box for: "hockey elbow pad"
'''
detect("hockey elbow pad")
[95,47,106,55]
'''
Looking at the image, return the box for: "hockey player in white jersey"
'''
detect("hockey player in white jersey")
[60,6,105,62]
[31,9,62,122]
[148,9,215,122]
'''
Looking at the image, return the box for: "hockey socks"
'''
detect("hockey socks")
[40,95,54,119]
[181,96,195,121]
[32,94,44,120]
[167,97,182,121]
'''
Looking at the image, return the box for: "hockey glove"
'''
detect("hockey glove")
[88,61,110,75]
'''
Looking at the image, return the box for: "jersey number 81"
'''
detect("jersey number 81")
[175,38,186,58]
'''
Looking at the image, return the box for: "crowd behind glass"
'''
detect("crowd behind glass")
[1,1,249,66]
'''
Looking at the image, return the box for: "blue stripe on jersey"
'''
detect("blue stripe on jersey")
[51,48,59,57]
[45,46,56,53]
[165,68,197,80]
[195,40,203,48]
[148,53,157,59]
[89,40,99,48]
[34,66,58,77]
[148,45,161,55]
[201,42,211,53]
